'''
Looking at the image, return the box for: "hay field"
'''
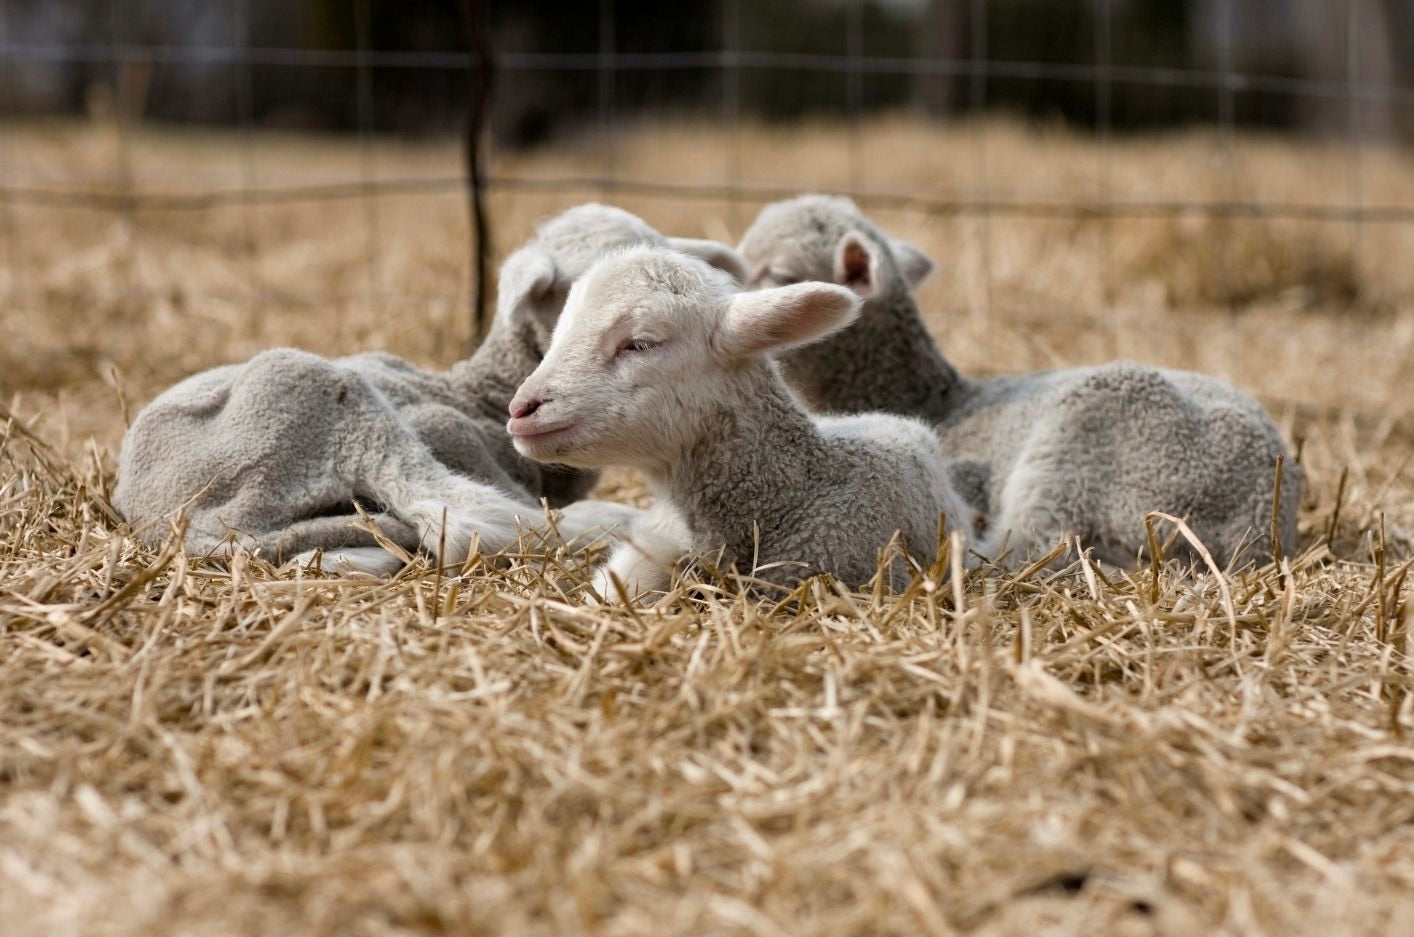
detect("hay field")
[3,116,1414,935]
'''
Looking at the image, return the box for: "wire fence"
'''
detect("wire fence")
[1,0,1411,336]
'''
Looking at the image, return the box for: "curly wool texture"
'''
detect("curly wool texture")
[665,371,973,589]
[114,204,739,569]
[739,195,1303,568]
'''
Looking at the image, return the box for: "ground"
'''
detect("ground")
[2,116,1413,936]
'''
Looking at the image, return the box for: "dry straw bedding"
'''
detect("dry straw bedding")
[3,118,1414,935]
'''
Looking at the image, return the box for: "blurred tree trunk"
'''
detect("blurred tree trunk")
[915,0,970,119]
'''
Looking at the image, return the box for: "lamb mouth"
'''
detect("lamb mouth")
[510,421,579,451]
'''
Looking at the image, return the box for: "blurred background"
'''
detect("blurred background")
[3,1,1413,479]
[6,1,1413,140]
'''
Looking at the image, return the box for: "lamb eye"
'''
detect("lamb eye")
[617,338,659,356]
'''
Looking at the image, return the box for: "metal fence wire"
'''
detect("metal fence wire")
[1,0,1412,335]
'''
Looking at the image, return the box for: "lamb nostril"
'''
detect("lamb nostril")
[510,397,546,420]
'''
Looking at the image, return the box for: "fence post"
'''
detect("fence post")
[464,0,494,351]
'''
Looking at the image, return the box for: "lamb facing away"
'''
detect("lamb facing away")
[505,245,978,597]
[115,204,747,575]
[737,195,1304,570]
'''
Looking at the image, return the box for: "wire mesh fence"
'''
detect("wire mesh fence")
[2,1,1412,342]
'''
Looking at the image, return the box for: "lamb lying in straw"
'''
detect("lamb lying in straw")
[115,204,745,575]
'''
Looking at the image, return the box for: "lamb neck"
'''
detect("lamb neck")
[446,322,597,505]
[789,291,966,420]
[447,322,544,423]
[650,367,826,547]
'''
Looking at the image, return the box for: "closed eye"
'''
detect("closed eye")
[768,271,801,287]
[616,337,660,356]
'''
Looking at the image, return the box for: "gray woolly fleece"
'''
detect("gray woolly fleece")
[660,368,966,590]
[114,328,581,562]
[116,203,740,567]
[738,195,1303,569]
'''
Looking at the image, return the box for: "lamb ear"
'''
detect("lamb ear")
[668,237,749,285]
[832,230,884,298]
[891,239,936,288]
[716,282,861,359]
[495,246,559,326]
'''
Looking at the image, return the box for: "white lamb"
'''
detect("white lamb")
[737,195,1304,570]
[505,244,978,598]
[115,204,746,575]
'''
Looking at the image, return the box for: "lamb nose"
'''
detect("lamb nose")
[510,397,545,419]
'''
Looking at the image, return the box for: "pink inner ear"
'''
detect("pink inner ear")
[841,239,872,292]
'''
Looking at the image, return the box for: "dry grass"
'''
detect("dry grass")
[3,115,1414,936]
